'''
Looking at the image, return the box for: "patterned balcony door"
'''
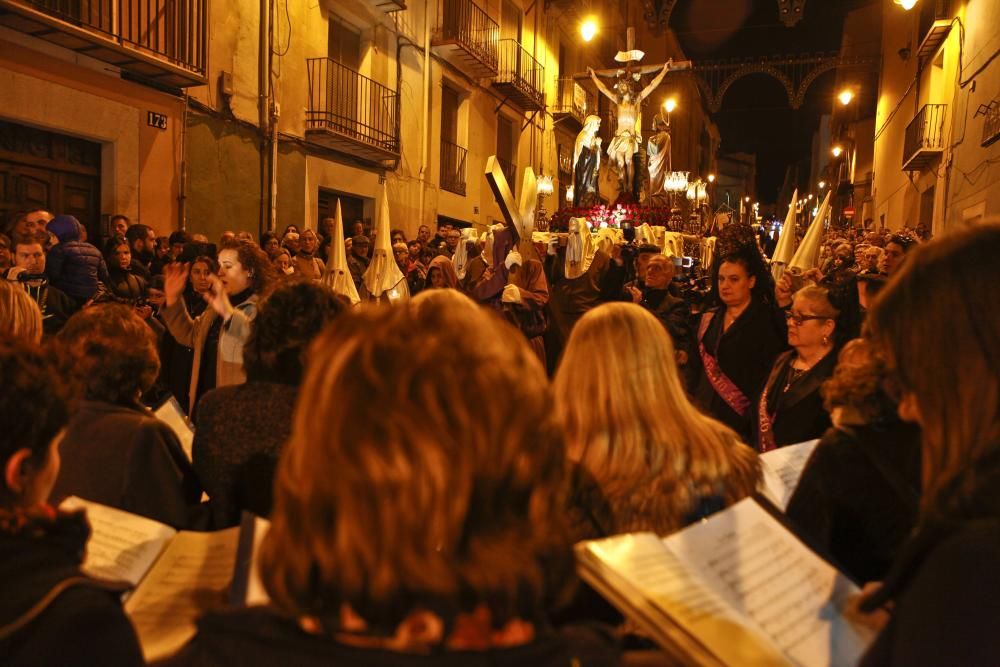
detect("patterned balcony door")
[500,0,522,83]
[328,16,361,137]
[0,119,101,241]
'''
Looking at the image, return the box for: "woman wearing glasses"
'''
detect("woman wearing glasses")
[755,283,859,451]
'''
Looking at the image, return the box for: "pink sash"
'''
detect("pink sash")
[756,383,778,453]
[697,313,751,418]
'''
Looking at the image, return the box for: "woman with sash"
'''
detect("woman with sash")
[755,284,848,451]
[689,252,787,443]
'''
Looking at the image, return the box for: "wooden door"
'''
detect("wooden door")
[318,189,365,237]
[0,119,101,240]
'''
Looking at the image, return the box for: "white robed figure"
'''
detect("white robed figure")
[320,199,360,305]
[362,185,409,303]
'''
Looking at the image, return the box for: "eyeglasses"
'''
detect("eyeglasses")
[785,311,831,325]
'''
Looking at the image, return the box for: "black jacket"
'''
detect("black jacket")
[193,381,298,528]
[51,400,205,529]
[0,507,142,667]
[757,349,837,450]
[164,607,619,667]
[639,286,691,358]
[785,420,922,583]
[688,299,787,442]
[860,451,1000,666]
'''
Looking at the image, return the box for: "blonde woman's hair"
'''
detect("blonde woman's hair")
[554,302,760,535]
[0,281,42,344]
[260,299,573,631]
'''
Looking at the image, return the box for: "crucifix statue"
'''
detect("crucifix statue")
[581,28,690,201]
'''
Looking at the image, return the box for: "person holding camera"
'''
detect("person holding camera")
[3,231,74,336]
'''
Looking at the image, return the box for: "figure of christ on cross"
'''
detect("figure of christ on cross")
[589,60,672,200]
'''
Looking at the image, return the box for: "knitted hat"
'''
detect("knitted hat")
[47,215,81,243]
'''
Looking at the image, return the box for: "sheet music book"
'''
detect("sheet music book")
[575,497,872,667]
[61,497,240,662]
[758,439,821,510]
[153,395,195,462]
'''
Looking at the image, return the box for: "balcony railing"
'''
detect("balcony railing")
[903,103,946,171]
[432,0,498,77]
[982,101,1000,148]
[497,156,516,196]
[0,0,206,86]
[305,57,400,163]
[440,140,468,196]
[551,77,595,128]
[917,0,951,59]
[493,39,544,110]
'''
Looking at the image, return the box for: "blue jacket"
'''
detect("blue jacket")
[46,240,109,301]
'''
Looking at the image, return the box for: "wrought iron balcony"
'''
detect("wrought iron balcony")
[902,103,946,171]
[431,0,498,78]
[440,139,468,196]
[0,0,206,87]
[359,0,406,12]
[493,39,544,111]
[551,77,595,130]
[497,156,516,196]
[982,101,1000,148]
[917,0,951,60]
[305,57,400,164]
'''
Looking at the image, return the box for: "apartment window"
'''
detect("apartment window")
[329,16,361,71]
[500,0,522,41]
[497,115,517,195]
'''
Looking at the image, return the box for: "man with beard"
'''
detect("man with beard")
[125,224,157,281]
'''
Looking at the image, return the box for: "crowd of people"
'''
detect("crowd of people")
[1,203,998,666]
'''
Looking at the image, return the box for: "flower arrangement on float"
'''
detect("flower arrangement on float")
[548,204,682,232]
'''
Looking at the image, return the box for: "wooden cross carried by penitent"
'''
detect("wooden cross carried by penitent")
[484,155,540,261]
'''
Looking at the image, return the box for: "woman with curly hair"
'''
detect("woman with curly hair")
[50,304,203,528]
[161,241,274,415]
[167,296,616,665]
[555,302,760,536]
[192,282,347,527]
[785,338,922,583]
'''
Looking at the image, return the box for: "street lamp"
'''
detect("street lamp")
[580,17,598,42]
[831,144,844,158]
[893,0,918,9]
[818,180,827,189]
[838,89,855,106]
[663,97,678,115]
[707,173,716,183]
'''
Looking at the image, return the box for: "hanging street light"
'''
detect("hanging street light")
[580,17,598,42]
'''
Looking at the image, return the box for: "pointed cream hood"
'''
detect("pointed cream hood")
[321,199,361,305]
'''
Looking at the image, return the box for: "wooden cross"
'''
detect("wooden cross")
[572,27,692,82]
[484,155,540,261]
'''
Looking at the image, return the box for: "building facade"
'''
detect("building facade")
[1,0,718,240]
[872,0,1000,233]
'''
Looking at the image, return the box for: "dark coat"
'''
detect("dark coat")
[0,508,142,667]
[193,381,298,528]
[757,349,837,450]
[785,420,922,583]
[688,299,787,442]
[640,286,691,358]
[106,266,148,302]
[163,607,620,667]
[860,451,1000,666]
[51,400,205,529]
[45,240,110,301]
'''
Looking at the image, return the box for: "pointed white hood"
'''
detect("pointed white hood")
[565,217,597,279]
[789,190,831,272]
[321,199,361,305]
[363,185,409,302]
[770,188,799,281]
